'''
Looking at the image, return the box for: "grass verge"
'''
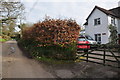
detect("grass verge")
[35,56,74,64]
[0,39,7,42]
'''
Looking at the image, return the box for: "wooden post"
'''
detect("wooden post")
[86,50,88,62]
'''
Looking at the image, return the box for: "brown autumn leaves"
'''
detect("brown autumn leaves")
[22,18,80,47]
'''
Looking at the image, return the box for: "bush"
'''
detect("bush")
[20,18,80,60]
[22,18,80,45]
[19,39,77,60]
[1,34,11,40]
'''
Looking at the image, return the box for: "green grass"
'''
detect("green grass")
[0,39,6,42]
[35,56,74,64]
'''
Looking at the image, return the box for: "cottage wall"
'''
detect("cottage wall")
[85,8,109,44]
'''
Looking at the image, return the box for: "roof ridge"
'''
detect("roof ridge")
[95,6,114,14]
[109,6,120,11]
[86,6,119,20]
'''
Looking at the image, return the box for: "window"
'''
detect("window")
[85,35,93,40]
[94,18,101,25]
[111,17,115,25]
[78,38,86,41]
[95,34,101,44]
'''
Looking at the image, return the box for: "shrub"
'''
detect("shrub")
[23,18,80,45]
[1,34,11,40]
[108,24,118,45]
[20,18,80,60]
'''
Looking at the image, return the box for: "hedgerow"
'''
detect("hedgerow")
[20,18,80,60]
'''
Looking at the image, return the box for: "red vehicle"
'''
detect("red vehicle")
[77,37,90,50]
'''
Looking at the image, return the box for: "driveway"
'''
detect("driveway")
[2,40,54,78]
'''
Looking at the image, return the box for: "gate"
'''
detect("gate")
[77,44,120,68]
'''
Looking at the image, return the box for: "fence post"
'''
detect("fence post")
[103,45,106,66]
[86,50,88,62]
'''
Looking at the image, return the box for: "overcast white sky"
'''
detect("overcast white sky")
[21,0,120,26]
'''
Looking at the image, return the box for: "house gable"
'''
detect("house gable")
[85,6,110,44]
[87,8,108,26]
[86,6,120,21]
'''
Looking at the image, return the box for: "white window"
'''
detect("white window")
[111,17,115,25]
[94,18,101,25]
[95,34,101,44]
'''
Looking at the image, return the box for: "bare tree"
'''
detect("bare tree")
[0,0,25,37]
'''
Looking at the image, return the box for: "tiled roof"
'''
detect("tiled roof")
[109,7,120,18]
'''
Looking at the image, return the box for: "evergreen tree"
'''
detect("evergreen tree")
[108,24,118,44]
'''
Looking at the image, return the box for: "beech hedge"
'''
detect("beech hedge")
[20,18,80,60]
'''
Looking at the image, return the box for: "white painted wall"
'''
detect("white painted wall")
[85,8,109,44]
[108,15,120,34]
[118,19,120,34]
[118,1,120,34]
[115,18,120,36]
[108,16,118,28]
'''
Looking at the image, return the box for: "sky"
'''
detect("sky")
[20,0,120,26]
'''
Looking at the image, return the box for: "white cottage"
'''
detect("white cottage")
[84,6,120,44]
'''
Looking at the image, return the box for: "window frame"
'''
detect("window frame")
[111,17,115,25]
[94,18,101,25]
[95,34,101,44]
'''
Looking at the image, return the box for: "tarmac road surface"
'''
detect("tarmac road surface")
[2,40,54,78]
